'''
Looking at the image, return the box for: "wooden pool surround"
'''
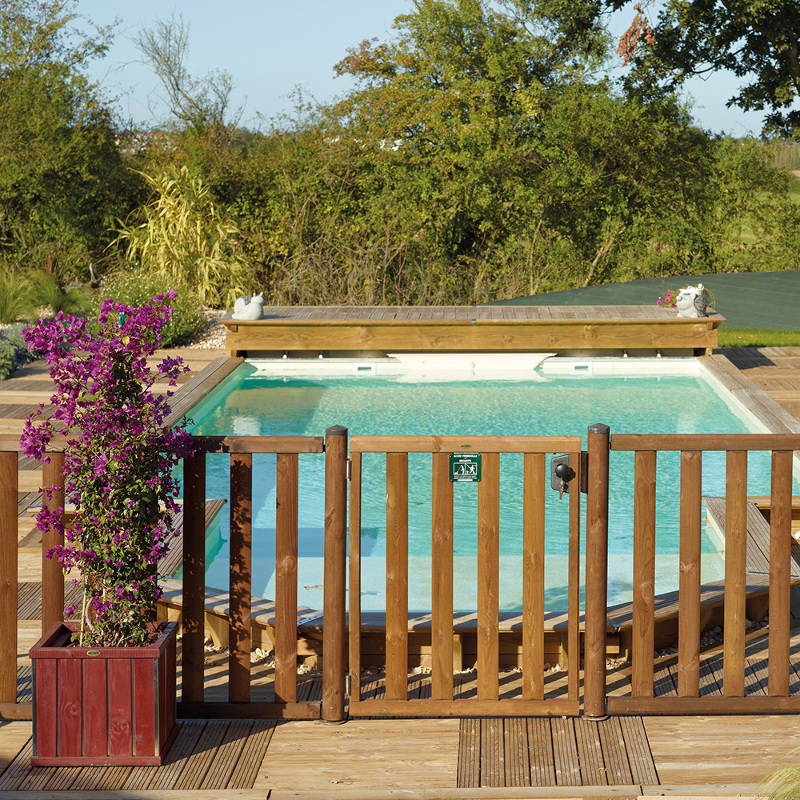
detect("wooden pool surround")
[221,305,725,357]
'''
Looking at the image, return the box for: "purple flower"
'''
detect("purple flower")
[20,294,195,647]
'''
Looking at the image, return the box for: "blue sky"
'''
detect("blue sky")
[75,0,769,136]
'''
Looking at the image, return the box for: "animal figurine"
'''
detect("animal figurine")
[675,284,708,318]
[232,293,264,320]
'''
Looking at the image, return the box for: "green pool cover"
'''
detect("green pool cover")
[491,270,800,330]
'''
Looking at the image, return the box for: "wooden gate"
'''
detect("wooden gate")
[347,435,583,718]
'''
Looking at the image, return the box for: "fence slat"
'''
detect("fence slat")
[632,451,656,698]
[523,454,545,700]
[229,453,253,703]
[678,450,702,698]
[0,452,17,705]
[322,426,348,722]
[276,453,299,704]
[386,452,409,701]
[42,453,65,635]
[478,452,500,701]
[182,453,206,704]
[723,450,747,697]
[769,450,793,697]
[431,452,454,701]
[567,451,581,703]
[585,424,610,718]
[349,452,363,702]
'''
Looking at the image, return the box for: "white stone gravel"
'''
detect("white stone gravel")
[184,308,227,350]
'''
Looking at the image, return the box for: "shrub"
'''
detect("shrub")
[0,339,15,381]
[114,166,250,308]
[29,271,92,317]
[20,296,194,646]
[0,267,36,323]
[94,269,205,348]
[0,322,36,372]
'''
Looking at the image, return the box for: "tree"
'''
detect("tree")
[0,0,138,278]
[135,13,242,135]
[607,0,800,136]
[326,0,717,294]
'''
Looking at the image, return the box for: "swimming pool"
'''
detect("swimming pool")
[185,358,800,612]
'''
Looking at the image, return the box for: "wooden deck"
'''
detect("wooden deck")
[4,629,800,794]
[4,343,800,795]
[222,305,725,356]
[722,346,800,424]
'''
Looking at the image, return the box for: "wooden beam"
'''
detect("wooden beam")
[322,426,347,722]
[351,436,581,454]
[0,452,17,705]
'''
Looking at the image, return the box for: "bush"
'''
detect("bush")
[0,339,15,381]
[29,271,93,317]
[95,269,205,348]
[0,267,35,323]
[0,322,36,369]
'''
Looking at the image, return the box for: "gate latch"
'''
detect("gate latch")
[550,453,589,498]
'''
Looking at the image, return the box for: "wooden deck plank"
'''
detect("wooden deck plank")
[645,714,800,785]
[138,720,205,790]
[480,717,504,787]
[503,717,530,787]
[0,736,32,789]
[174,719,230,790]
[201,719,254,789]
[227,719,276,789]
[620,715,659,785]
[597,717,634,786]
[574,718,607,785]
[457,717,480,788]
[527,717,556,787]
[550,717,581,786]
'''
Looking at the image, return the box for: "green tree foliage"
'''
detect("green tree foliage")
[222,0,791,304]
[606,0,800,136]
[0,1,141,279]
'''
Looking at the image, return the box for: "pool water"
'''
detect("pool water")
[186,363,800,612]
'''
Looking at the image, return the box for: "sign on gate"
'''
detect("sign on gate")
[449,453,482,482]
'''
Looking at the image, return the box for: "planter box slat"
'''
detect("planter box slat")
[30,621,178,766]
[84,659,107,757]
[133,658,156,757]
[108,659,133,757]
[57,658,82,758]
[33,659,57,757]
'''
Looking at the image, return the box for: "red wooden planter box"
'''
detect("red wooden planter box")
[30,620,178,766]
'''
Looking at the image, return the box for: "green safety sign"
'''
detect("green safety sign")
[449,453,482,482]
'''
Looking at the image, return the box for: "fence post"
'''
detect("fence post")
[0,452,17,707]
[323,425,348,723]
[42,453,65,635]
[584,423,610,719]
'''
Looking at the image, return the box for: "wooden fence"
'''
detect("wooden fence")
[2,427,800,722]
[584,428,800,717]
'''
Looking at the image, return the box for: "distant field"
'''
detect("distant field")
[718,328,800,347]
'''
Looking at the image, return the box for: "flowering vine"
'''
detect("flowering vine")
[21,294,194,647]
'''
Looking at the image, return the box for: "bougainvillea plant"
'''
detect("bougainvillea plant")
[20,294,194,647]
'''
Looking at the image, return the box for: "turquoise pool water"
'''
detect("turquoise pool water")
[186,363,800,611]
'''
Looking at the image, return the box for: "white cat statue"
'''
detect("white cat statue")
[232,293,264,320]
[675,284,708,318]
